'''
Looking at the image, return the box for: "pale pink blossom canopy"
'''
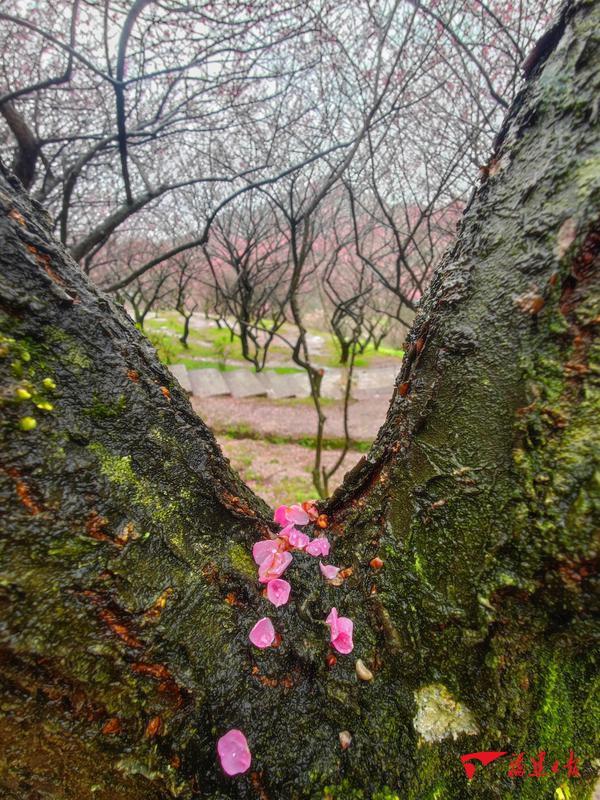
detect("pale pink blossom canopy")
[217,729,252,776]
[266,578,291,607]
[306,536,330,557]
[249,617,276,648]
[325,607,354,654]
[258,550,293,583]
[319,562,340,580]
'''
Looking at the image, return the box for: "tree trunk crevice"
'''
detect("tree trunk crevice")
[0,2,598,797]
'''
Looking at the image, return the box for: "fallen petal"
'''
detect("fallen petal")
[286,504,310,526]
[320,562,340,580]
[325,607,340,639]
[258,550,293,583]
[249,617,276,648]
[278,523,296,541]
[266,578,291,607]
[217,729,252,776]
[306,536,330,557]
[274,505,289,526]
[288,528,310,550]
[252,538,282,566]
[326,608,354,654]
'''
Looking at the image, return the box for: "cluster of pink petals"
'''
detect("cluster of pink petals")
[219,499,354,777]
[278,524,310,550]
[325,607,354,654]
[217,729,252,775]
[274,501,319,527]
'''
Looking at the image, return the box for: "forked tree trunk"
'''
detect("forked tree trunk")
[0,2,599,798]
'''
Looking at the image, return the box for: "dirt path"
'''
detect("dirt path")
[219,437,363,507]
[192,395,392,442]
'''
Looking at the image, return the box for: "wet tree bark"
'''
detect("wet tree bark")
[0,2,598,798]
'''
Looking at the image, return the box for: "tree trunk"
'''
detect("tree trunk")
[179,311,192,349]
[0,2,598,798]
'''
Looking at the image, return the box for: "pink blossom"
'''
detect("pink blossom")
[217,729,252,776]
[325,607,354,654]
[252,537,284,566]
[266,578,291,607]
[306,536,330,557]
[258,549,292,583]
[249,617,276,648]
[274,503,309,527]
[319,562,340,580]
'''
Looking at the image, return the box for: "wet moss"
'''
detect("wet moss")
[227,543,256,580]
[88,444,187,535]
[84,393,127,419]
[45,325,92,370]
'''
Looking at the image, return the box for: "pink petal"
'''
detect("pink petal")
[217,729,252,776]
[258,550,293,583]
[249,617,276,648]
[252,538,282,566]
[286,504,310,526]
[274,505,289,526]
[325,608,354,653]
[306,536,330,557]
[266,578,291,607]
[325,607,340,639]
[278,523,297,541]
[319,562,340,580]
[288,529,310,550]
[332,616,354,654]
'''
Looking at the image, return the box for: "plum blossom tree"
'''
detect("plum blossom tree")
[1,0,555,302]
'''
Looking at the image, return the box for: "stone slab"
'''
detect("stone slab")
[321,368,344,399]
[260,371,311,399]
[354,366,397,392]
[188,368,230,397]
[168,363,192,393]
[224,369,268,398]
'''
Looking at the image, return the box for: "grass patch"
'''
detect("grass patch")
[353,344,404,367]
[217,422,371,452]
[270,396,339,407]
[144,311,404,372]
[265,365,304,375]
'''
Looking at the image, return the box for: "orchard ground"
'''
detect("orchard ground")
[142,310,404,504]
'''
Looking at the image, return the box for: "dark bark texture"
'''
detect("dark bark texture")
[0,2,599,798]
